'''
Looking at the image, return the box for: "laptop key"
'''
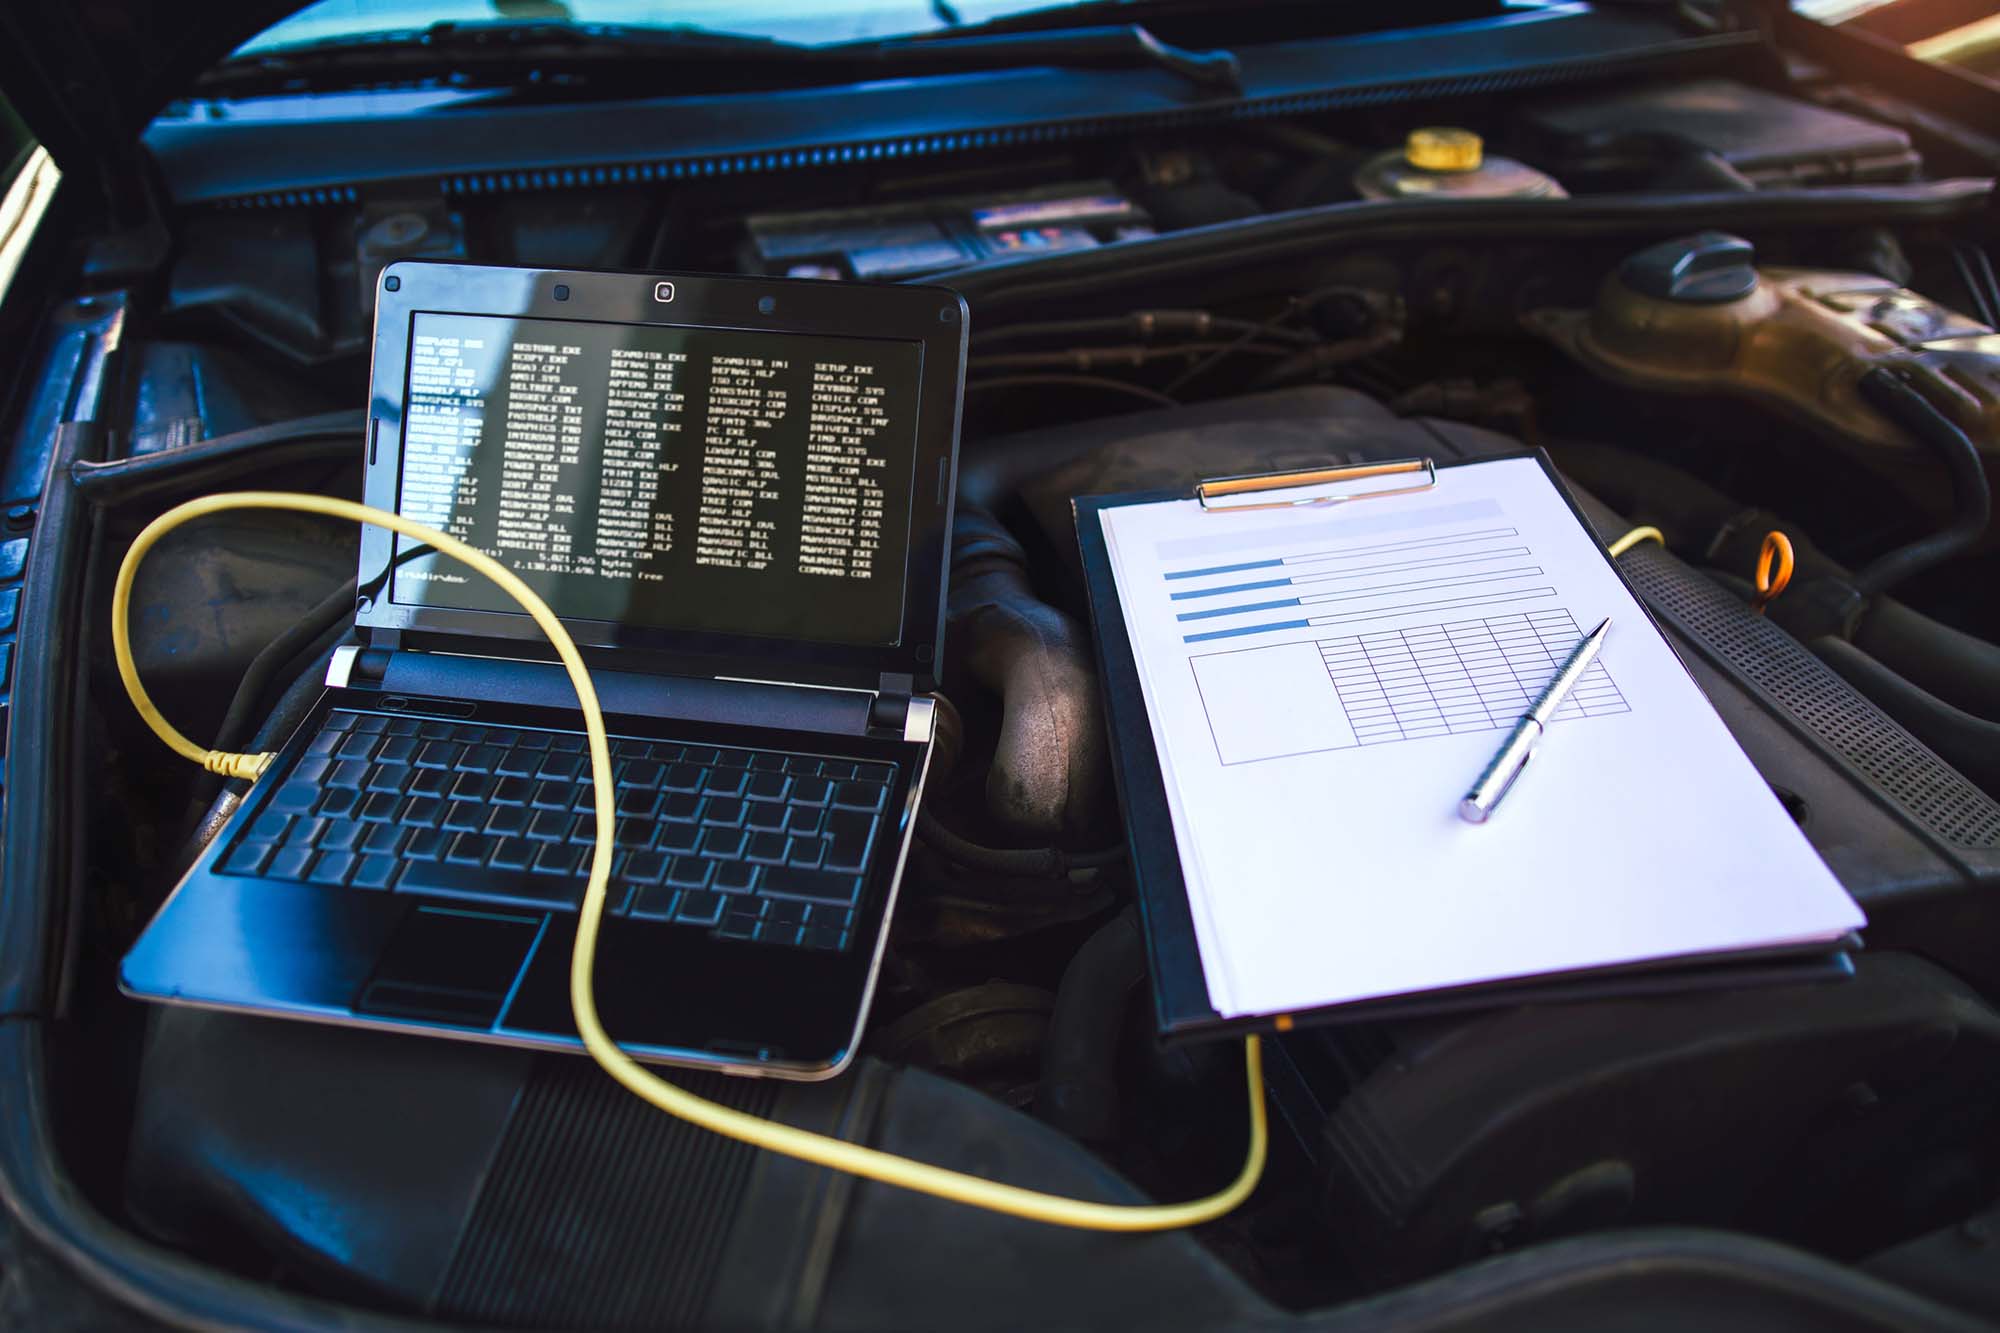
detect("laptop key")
[399,859,583,910]
[457,744,502,773]
[247,812,293,842]
[267,846,314,880]
[629,884,681,921]
[495,749,539,778]
[745,771,789,801]
[400,795,443,827]
[702,767,748,797]
[657,822,700,854]
[784,835,824,869]
[526,809,569,842]
[450,772,497,802]
[618,759,663,789]
[785,807,824,836]
[790,776,832,806]
[803,925,848,952]
[404,828,446,860]
[361,823,407,856]
[415,741,460,769]
[492,776,533,805]
[536,752,584,782]
[615,818,654,849]
[442,801,485,832]
[531,780,575,811]
[293,756,333,785]
[318,821,364,853]
[745,802,787,831]
[660,792,701,822]
[533,841,583,876]
[700,827,747,859]
[783,755,821,776]
[751,752,786,771]
[666,856,712,889]
[324,712,358,733]
[407,768,449,798]
[352,715,390,735]
[713,748,751,769]
[674,891,724,927]
[765,899,809,927]
[365,765,410,796]
[485,805,529,837]
[445,832,494,865]
[270,781,319,814]
[682,746,719,766]
[378,736,419,765]
[823,810,875,873]
[703,798,745,828]
[615,787,661,818]
[306,731,342,757]
[286,816,327,847]
[220,842,275,876]
[308,851,355,887]
[490,836,535,870]
[350,855,398,891]
[624,850,668,884]
[746,832,788,864]
[335,732,380,761]
[549,733,585,754]
[713,860,757,893]
[761,866,861,905]
[832,781,887,813]
[315,787,360,819]
[853,762,894,784]
[384,717,421,737]
[717,909,762,940]
[663,763,704,792]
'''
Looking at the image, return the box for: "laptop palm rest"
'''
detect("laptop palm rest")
[356,906,545,1028]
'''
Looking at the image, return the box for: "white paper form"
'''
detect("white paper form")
[1099,457,1865,1019]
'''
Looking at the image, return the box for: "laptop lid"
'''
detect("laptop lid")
[356,262,968,694]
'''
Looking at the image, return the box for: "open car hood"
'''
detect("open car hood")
[0,3,304,202]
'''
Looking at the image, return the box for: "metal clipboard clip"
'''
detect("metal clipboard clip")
[1194,457,1438,512]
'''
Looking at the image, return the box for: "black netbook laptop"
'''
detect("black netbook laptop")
[122,261,967,1079]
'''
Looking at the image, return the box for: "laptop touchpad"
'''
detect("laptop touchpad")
[356,906,542,1029]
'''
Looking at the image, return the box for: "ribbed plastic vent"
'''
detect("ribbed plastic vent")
[213,52,1664,209]
[438,1056,779,1329]
[1622,545,2000,849]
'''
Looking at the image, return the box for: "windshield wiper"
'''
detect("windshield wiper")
[198,20,1240,99]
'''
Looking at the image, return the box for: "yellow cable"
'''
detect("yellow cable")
[1605,525,1664,558]
[112,491,1267,1231]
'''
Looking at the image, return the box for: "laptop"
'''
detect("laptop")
[122,261,968,1080]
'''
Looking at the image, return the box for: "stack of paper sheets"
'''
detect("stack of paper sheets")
[1097,456,1865,1020]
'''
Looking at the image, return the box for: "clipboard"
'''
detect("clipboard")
[1073,450,1857,1047]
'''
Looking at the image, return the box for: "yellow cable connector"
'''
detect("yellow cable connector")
[1606,525,1665,558]
[113,491,1268,1232]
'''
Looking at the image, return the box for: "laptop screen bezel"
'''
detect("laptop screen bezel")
[357,261,966,693]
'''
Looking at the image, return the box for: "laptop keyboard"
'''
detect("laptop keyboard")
[216,711,898,953]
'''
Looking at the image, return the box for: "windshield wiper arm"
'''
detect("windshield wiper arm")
[850,26,1242,94]
[199,19,1240,99]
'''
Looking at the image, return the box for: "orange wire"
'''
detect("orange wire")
[1751,531,1794,615]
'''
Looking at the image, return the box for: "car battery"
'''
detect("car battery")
[742,183,1154,281]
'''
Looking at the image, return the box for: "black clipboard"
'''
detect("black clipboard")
[1073,449,1857,1047]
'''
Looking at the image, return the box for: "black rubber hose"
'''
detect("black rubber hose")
[1813,637,2000,796]
[208,578,357,757]
[70,410,365,507]
[1852,597,2000,723]
[1851,370,1991,598]
[1037,906,1147,1142]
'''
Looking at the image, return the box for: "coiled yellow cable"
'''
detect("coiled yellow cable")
[112,491,1267,1231]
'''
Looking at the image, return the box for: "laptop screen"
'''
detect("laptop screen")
[388,312,924,647]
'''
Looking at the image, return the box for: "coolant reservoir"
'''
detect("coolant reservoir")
[1353,128,1568,201]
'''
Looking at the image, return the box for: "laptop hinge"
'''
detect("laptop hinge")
[870,672,915,735]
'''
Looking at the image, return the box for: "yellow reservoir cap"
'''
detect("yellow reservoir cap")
[1406,127,1484,173]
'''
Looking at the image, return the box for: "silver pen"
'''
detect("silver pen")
[1459,617,1612,823]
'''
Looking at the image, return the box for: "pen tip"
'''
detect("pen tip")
[1591,616,1612,637]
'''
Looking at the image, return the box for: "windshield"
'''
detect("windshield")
[236,0,1100,53]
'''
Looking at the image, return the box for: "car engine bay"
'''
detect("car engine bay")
[3,1,2000,1327]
